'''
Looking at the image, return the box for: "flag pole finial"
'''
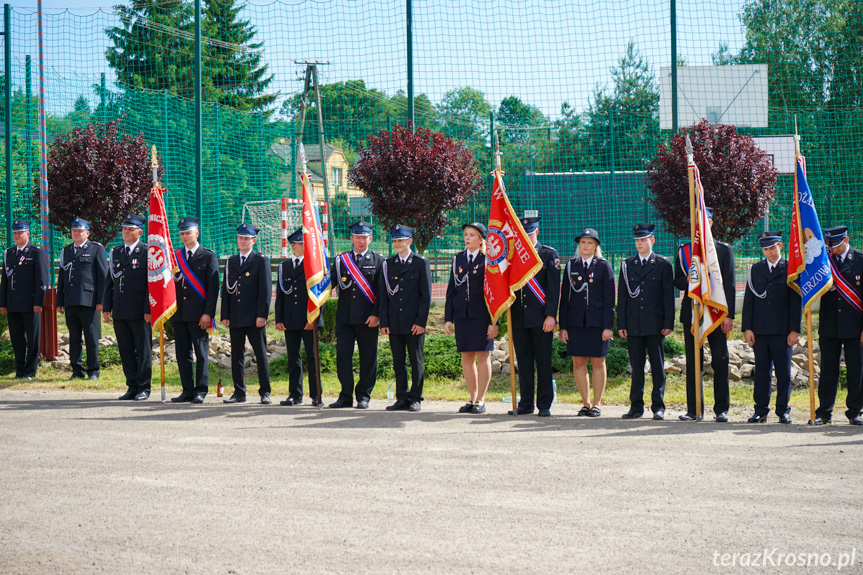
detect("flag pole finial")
[685,134,694,164]
[494,131,502,171]
[794,116,801,156]
[151,145,158,184]
[298,142,308,174]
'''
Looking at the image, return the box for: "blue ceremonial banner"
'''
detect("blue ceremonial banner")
[787,155,832,311]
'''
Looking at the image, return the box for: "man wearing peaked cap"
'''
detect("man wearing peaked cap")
[0,219,48,379]
[379,224,431,412]
[509,216,560,417]
[674,207,736,422]
[103,214,152,400]
[221,222,272,404]
[275,228,323,407]
[742,231,800,424]
[617,223,675,420]
[57,217,108,381]
[329,221,384,409]
[813,225,863,425]
[171,217,219,404]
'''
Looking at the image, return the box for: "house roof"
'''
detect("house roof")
[271,141,339,166]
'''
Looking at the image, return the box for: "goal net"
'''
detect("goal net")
[241,198,329,259]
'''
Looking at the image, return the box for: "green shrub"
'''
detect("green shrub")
[423,335,462,378]
[300,341,337,374]
[606,347,629,377]
[664,337,685,358]
[496,312,507,340]
[99,344,123,368]
[320,300,338,343]
[0,339,15,375]
[0,313,7,338]
[551,338,570,373]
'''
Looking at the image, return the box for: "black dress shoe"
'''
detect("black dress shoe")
[171,394,194,403]
[470,403,486,414]
[223,394,246,404]
[653,409,665,420]
[715,412,729,423]
[356,399,370,409]
[134,391,150,401]
[280,397,302,406]
[809,416,831,425]
[849,415,863,426]
[507,406,534,416]
[191,394,205,404]
[408,401,421,412]
[68,373,86,381]
[537,409,551,417]
[261,393,272,405]
[748,413,768,423]
[312,399,324,408]
[778,414,792,424]
[386,399,410,411]
[621,410,643,419]
[329,398,352,408]
[118,390,137,401]
[458,402,474,413]
[679,413,696,421]
[87,374,99,381]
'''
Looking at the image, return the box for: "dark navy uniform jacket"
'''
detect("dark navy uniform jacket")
[57,241,108,308]
[173,246,219,322]
[445,250,491,324]
[275,257,323,330]
[0,243,48,312]
[511,242,561,329]
[819,248,863,339]
[674,240,736,324]
[331,250,384,325]
[220,251,271,328]
[559,256,615,331]
[104,242,150,320]
[617,252,675,336]
[379,252,432,334]
[742,258,801,335]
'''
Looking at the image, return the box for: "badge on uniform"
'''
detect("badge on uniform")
[554,258,560,270]
[459,267,463,273]
[245,272,250,277]
[132,258,137,268]
[342,277,348,282]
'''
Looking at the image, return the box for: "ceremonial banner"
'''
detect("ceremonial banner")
[147,185,178,331]
[299,146,331,322]
[687,159,728,345]
[787,155,833,310]
[483,168,542,324]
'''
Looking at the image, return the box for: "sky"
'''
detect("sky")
[5,0,751,120]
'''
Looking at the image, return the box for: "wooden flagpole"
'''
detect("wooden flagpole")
[686,136,703,421]
[313,323,323,407]
[793,121,817,423]
[160,327,166,403]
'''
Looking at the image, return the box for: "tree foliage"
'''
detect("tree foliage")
[43,118,163,244]
[647,120,778,242]
[348,124,483,254]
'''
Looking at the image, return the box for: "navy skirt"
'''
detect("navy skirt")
[566,326,609,358]
[454,318,495,352]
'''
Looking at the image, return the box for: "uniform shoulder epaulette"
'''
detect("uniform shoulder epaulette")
[413,253,426,260]
[202,247,216,254]
[655,254,672,264]
[90,241,104,247]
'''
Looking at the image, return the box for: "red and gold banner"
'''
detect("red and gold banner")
[147,185,178,331]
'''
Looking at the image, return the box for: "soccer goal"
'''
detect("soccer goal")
[241,198,329,258]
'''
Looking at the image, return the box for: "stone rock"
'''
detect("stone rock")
[739,364,755,379]
[492,360,502,373]
[665,365,682,375]
[729,366,742,381]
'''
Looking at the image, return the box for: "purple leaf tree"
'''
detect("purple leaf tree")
[647,120,779,242]
[348,124,483,253]
[40,118,163,244]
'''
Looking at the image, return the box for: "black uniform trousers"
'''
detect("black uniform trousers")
[817,336,863,420]
[336,322,379,403]
[284,327,319,401]
[389,332,425,403]
[65,305,100,378]
[113,318,152,393]
[174,321,209,396]
[683,325,730,415]
[229,326,270,397]
[753,335,792,417]
[513,326,554,411]
[627,334,666,414]
[8,310,40,378]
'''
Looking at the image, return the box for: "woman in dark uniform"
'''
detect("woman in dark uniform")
[444,222,498,414]
[558,228,615,417]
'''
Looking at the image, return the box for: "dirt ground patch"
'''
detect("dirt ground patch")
[0,390,861,574]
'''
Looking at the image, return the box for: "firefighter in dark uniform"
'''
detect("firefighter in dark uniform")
[0,219,48,379]
[674,207,736,422]
[57,217,108,381]
[103,214,152,400]
[379,224,431,412]
[275,228,323,407]
[329,221,384,409]
[814,225,863,425]
[508,216,560,417]
[742,231,801,424]
[617,223,675,419]
[220,223,272,404]
[171,217,219,404]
